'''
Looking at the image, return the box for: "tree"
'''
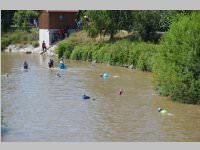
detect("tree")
[132,10,162,41]
[159,10,192,32]
[13,10,38,30]
[1,10,16,32]
[84,10,133,40]
[153,11,200,104]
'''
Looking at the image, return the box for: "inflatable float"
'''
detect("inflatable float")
[82,94,90,100]
[103,73,109,78]
[59,63,67,69]
[157,107,168,114]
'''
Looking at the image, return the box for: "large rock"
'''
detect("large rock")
[129,64,135,69]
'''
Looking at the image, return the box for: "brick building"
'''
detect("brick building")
[38,10,78,47]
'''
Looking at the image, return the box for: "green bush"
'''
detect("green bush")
[153,12,200,104]
[56,40,75,58]
[58,34,159,72]
[107,40,130,66]
[55,30,160,72]
[1,37,12,50]
[69,39,159,71]
[71,43,98,61]
[127,42,159,71]
[92,43,111,63]
[135,43,159,71]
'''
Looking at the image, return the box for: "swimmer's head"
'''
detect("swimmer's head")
[157,107,161,112]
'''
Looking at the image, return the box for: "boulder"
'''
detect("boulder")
[129,64,134,69]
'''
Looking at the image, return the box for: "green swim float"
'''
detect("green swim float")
[157,107,168,114]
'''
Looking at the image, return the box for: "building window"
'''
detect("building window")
[59,15,63,21]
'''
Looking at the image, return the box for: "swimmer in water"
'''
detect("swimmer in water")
[23,60,28,69]
[56,72,61,77]
[99,73,103,78]
[119,89,123,95]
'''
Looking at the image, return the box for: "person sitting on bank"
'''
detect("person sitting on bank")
[23,60,28,69]
[42,41,47,52]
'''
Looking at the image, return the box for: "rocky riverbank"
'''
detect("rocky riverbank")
[4,44,57,57]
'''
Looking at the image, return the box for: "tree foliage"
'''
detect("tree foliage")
[83,10,192,42]
[13,10,38,30]
[153,11,200,104]
[159,10,192,32]
[84,10,133,40]
[1,10,16,32]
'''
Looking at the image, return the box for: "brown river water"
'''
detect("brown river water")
[1,52,200,142]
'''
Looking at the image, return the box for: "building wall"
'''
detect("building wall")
[49,12,77,29]
[39,29,50,48]
[39,11,78,47]
[38,11,49,29]
[49,29,58,44]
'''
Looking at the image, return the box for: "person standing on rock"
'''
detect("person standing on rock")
[42,41,47,52]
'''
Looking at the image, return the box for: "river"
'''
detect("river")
[1,52,200,142]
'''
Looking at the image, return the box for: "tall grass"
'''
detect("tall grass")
[56,31,159,72]
[1,28,39,50]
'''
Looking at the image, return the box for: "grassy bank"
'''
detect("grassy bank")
[56,31,160,72]
[1,28,39,50]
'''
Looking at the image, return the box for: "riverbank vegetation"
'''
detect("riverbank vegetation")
[56,10,200,104]
[1,10,200,104]
[153,12,200,104]
[57,35,159,72]
[1,29,39,50]
[1,10,39,50]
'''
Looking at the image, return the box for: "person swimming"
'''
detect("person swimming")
[60,57,64,64]
[157,107,168,114]
[48,59,54,68]
[56,72,61,77]
[157,107,163,112]
[23,60,28,69]
[119,89,123,95]
[82,94,90,100]
[59,57,66,69]
[99,73,109,78]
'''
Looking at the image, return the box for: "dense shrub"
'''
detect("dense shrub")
[56,40,75,58]
[153,12,200,104]
[1,37,12,50]
[107,40,130,66]
[56,30,159,71]
[57,34,159,72]
[70,44,91,60]
[135,43,159,71]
